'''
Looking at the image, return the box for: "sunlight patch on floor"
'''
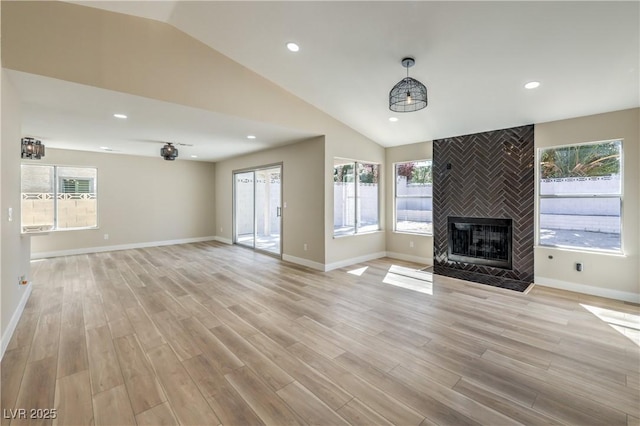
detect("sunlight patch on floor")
[382,265,433,295]
[580,303,640,346]
[347,266,369,276]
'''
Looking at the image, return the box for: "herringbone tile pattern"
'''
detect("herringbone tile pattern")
[433,125,535,289]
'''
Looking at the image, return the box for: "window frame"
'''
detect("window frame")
[21,164,99,233]
[536,139,623,254]
[393,159,433,235]
[333,158,381,237]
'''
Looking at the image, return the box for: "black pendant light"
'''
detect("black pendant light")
[389,57,428,112]
[161,142,178,160]
[21,137,46,159]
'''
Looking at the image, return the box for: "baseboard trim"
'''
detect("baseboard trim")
[30,236,218,259]
[282,254,325,271]
[213,236,233,245]
[385,251,433,266]
[535,277,639,303]
[324,251,387,272]
[284,252,433,272]
[1,283,33,360]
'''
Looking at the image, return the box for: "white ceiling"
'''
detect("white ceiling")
[11,71,316,161]
[16,1,640,161]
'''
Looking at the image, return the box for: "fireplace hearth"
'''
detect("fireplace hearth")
[447,217,512,269]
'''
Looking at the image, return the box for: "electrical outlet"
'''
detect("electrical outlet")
[409,241,414,248]
[8,207,13,222]
[104,234,109,240]
[220,227,223,232]
[18,275,27,286]
[304,243,308,251]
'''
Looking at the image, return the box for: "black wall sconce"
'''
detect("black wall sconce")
[21,137,45,159]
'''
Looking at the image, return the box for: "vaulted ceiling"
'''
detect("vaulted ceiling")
[12,1,640,160]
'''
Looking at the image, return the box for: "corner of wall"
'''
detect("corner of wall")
[384,141,434,262]
[324,133,387,265]
[1,69,33,357]
[1,283,32,359]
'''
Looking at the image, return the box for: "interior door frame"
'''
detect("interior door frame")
[232,162,283,258]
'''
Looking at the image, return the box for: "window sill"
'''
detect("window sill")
[22,226,99,236]
[392,231,433,237]
[333,230,384,239]
[534,245,626,257]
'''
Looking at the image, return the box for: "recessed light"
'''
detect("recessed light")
[99,146,110,150]
[113,113,127,119]
[286,42,300,52]
[247,135,257,139]
[524,81,540,89]
[389,117,399,122]
[190,155,198,158]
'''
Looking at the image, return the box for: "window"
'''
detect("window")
[334,159,379,236]
[394,160,433,234]
[538,140,622,252]
[21,165,97,232]
[60,178,92,194]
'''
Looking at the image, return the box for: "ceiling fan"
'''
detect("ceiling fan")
[135,139,194,161]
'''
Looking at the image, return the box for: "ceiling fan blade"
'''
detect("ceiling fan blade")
[132,139,194,147]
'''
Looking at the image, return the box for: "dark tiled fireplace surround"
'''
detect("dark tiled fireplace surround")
[433,125,535,292]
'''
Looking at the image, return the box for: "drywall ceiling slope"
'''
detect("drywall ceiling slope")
[169,1,640,146]
[76,1,639,146]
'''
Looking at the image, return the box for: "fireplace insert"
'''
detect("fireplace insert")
[447,216,512,269]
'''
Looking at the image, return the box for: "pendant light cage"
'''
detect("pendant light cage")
[161,143,178,161]
[389,57,428,113]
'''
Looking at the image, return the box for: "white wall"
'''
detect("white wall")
[215,137,325,269]
[384,141,433,265]
[1,70,32,357]
[29,148,216,257]
[534,108,640,302]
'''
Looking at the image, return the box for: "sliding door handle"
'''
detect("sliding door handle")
[277,207,281,217]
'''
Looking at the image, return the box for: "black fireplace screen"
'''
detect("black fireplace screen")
[447,217,512,269]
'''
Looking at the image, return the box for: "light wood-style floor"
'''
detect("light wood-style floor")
[1,241,639,426]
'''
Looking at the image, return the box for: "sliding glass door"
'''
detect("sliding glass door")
[254,167,282,253]
[234,171,255,248]
[233,165,282,256]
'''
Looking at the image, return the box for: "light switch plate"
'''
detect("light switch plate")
[8,207,13,222]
